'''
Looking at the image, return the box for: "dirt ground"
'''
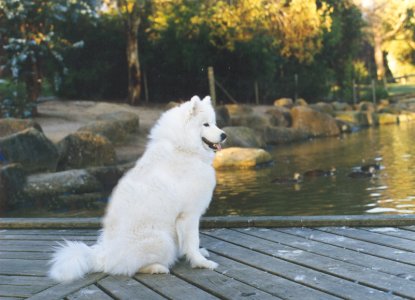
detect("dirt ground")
[34,100,165,163]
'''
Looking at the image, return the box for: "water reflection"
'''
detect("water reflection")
[207,123,415,216]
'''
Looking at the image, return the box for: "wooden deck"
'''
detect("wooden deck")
[1,217,415,299]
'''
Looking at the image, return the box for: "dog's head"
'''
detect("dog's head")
[149,95,226,155]
[188,96,227,152]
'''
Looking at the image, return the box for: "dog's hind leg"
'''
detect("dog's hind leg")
[139,263,169,274]
[176,214,218,270]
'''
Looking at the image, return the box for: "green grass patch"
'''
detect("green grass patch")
[387,83,415,96]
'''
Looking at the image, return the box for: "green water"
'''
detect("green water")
[4,123,415,217]
[208,122,415,216]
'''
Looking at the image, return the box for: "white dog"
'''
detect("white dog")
[49,96,227,282]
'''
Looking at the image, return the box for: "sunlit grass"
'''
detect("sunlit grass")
[388,83,415,96]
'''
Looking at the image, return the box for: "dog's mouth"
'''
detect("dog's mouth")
[202,137,222,151]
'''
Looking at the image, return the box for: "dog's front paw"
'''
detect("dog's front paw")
[199,247,210,257]
[191,258,218,270]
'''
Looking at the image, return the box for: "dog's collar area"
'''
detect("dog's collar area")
[202,137,222,151]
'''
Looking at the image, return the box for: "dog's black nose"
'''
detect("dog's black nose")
[220,133,227,141]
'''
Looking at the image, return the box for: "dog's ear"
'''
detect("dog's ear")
[189,95,201,117]
[201,96,211,104]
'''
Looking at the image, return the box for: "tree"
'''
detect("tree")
[354,0,415,82]
[103,0,147,105]
[0,0,97,116]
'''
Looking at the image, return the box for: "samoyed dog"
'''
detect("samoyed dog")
[49,96,226,282]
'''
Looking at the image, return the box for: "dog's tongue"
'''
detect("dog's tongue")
[216,143,222,151]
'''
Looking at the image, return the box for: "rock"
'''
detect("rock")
[222,126,266,148]
[213,147,273,169]
[87,162,134,191]
[357,101,376,112]
[165,101,180,110]
[294,98,308,106]
[265,107,292,127]
[230,114,270,130]
[335,111,374,127]
[0,118,43,137]
[398,111,415,123]
[332,101,352,111]
[78,111,139,144]
[23,169,103,200]
[377,113,398,125]
[96,111,139,134]
[57,131,116,170]
[263,126,309,145]
[310,102,334,116]
[225,104,253,116]
[215,105,230,128]
[0,128,59,173]
[0,163,26,208]
[291,106,340,137]
[274,98,294,108]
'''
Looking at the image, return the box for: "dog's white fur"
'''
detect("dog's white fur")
[49,96,226,282]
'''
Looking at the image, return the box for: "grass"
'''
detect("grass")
[387,83,415,96]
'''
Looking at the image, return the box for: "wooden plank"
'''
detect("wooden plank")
[0,275,54,286]
[0,244,54,252]
[172,261,279,300]
[135,273,219,300]
[245,228,415,279]
[279,227,415,266]
[27,273,106,300]
[97,276,165,300]
[207,252,340,300]
[0,259,47,276]
[0,285,48,298]
[0,234,97,241]
[203,230,405,300]
[200,233,396,300]
[0,229,97,236]
[319,227,415,252]
[2,215,415,230]
[0,252,50,260]
[363,227,415,241]
[226,228,415,298]
[66,284,113,300]
[0,297,22,300]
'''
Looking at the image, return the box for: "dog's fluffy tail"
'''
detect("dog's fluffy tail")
[48,240,100,282]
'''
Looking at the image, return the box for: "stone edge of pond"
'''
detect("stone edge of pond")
[1,215,415,229]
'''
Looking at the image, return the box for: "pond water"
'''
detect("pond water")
[4,122,415,217]
[208,122,415,216]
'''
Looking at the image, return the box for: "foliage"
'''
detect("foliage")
[0,0,97,116]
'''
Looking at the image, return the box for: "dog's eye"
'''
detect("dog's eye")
[203,123,210,127]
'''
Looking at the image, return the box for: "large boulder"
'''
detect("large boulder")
[215,105,230,128]
[213,147,273,169]
[291,106,340,137]
[222,126,266,148]
[0,163,26,209]
[57,131,116,170]
[78,111,139,144]
[274,98,294,108]
[0,118,42,137]
[335,111,374,127]
[309,102,335,116]
[96,111,139,134]
[87,162,134,192]
[0,128,59,173]
[332,101,352,111]
[230,114,270,130]
[265,107,292,127]
[377,113,398,125]
[23,169,103,200]
[263,126,309,145]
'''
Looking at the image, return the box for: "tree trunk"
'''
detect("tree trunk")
[126,19,141,105]
[25,56,41,116]
[373,33,385,82]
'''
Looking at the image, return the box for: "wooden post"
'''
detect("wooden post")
[294,73,298,101]
[143,70,149,103]
[254,80,259,105]
[208,66,216,106]
[352,79,357,105]
[371,79,376,105]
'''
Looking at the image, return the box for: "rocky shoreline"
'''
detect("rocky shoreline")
[1,97,415,213]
